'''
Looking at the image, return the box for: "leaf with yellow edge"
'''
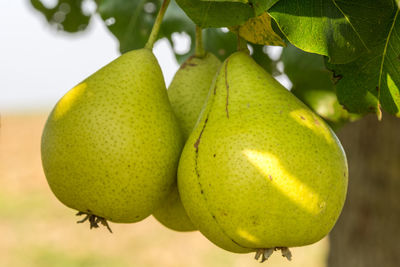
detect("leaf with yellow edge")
[231,12,285,46]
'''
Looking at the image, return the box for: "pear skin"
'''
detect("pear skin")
[41,48,183,224]
[152,185,196,231]
[178,51,348,253]
[168,53,222,140]
[153,52,221,231]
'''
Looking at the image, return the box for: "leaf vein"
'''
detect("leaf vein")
[331,0,369,52]
[378,8,399,101]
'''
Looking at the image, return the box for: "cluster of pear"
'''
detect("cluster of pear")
[41,32,348,261]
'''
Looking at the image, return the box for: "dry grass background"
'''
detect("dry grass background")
[0,114,327,267]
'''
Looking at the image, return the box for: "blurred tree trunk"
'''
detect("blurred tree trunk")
[328,114,400,267]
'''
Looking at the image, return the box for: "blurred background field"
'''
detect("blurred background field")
[0,114,327,267]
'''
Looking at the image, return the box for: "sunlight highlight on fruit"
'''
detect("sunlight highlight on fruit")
[236,228,261,243]
[53,82,87,120]
[242,149,323,215]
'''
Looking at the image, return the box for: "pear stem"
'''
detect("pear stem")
[237,35,249,54]
[145,0,171,50]
[195,26,206,58]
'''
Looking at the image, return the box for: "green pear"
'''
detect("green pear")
[177,51,348,256]
[152,185,195,231]
[153,53,221,231]
[168,53,222,140]
[41,48,183,224]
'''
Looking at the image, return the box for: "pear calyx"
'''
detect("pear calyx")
[254,247,292,262]
[76,211,113,233]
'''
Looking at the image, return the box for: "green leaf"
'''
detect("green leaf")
[202,0,249,3]
[281,45,357,128]
[269,0,395,64]
[97,0,159,53]
[250,0,281,15]
[196,0,280,16]
[230,12,285,46]
[176,0,254,27]
[30,0,90,32]
[326,8,400,117]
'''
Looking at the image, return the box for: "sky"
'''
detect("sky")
[0,0,179,113]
